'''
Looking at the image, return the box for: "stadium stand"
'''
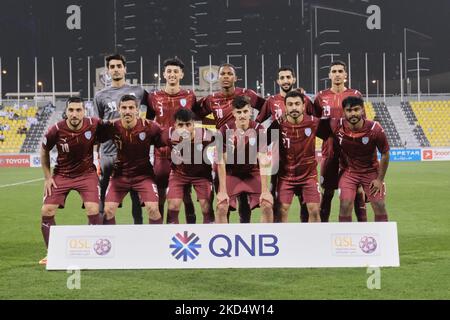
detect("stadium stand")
[365,101,376,121]
[371,102,403,148]
[410,101,450,147]
[400,102,430,147]
[0,105,40,153]
[20,103,55,153]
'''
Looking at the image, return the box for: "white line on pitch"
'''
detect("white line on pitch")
[0,178,44,188]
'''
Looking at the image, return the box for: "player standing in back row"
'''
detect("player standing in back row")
[146,57,197,224]
[312,61,367,223]
[193,63,266,223]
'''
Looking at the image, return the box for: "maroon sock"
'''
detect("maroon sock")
[167,209,180,224]
[103,216,116,225]
[339,215,352,222]
[273,201,282,223]
[88,214,102,225]
[150,217,163,224]
[354,193,368,222]
[158,191,166,223]
[320,192,334,222]
[300,203,309,223]
[202,211,214,224]
[238,194,251,223]
[183,192,196,224]
[41,216,56,248]
[375,214,388,222]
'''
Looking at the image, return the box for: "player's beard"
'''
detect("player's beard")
[112,73,124,82]
[69,118,82,129]
[281,84,293,94]
[348,116,361,124]
[288,110,302,122]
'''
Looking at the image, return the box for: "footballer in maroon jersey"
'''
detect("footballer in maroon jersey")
[163,109,215,224]
[145,57,197,224]
[313,60,367,223]
[193,63,266,224]
[255,66,314,223]
[256,67,314,123]
[317,96,390,222]
[215,96,273,224]
[267,91,322,222]
[102,95,164,225]
[39,97,105,264]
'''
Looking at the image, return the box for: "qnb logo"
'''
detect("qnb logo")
[170,231,201,262]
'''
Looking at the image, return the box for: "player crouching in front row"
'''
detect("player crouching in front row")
[163,109,215,224]
[215,96,273,223]
[317,96,390,222]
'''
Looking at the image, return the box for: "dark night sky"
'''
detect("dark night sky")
[0,0,449,95]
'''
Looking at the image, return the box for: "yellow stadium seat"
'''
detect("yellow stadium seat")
[411,100,450,147]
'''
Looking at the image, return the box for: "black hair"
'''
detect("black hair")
[66,96,84,109]
[232,95,251,109]
[342,96,365,109]
[219,63,236,74]
[278,66,295,77]
[119,94,138,107]
[106,54,126,68]
[284,90,305,104]
[330,60,347,72]
[174,108,194,122]
[163,57,185,70]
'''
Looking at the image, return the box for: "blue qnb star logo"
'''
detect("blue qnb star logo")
[170,231,201,262]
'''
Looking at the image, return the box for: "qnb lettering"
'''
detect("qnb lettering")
[209,234,279,257]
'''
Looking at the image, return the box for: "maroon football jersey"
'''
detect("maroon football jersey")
[195,87,265,129]
[268,115,319,183]
[256,93,315,123]
[146,89,197,158]
[313,88,362,158]
[42,117,103,177]
[163,127,215,179]
[219,120,265,176]
[103,119,163,177]
[324,118,390,174]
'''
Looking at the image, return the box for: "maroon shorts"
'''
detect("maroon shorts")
[277,177,321,204]
[320,156,340,190]
[154,157,171,189]
[43,171,99,208]
[339,170,386,202]
[167,172,212,201]
[226,173,261,211]
[105,175,159,204]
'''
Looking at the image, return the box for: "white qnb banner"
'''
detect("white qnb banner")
[47,223,399,270]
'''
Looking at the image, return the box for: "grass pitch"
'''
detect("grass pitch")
[0,162,449,299]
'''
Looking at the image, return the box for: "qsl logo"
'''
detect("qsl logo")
[170,231,201,262]
[94,239,112,256]
[359,236,378,254]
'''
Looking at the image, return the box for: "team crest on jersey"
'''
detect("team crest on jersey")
[249,137,257,146]
[362,137,369,145]
[180,98,187,107]
[305,128,312,137]
[84,131,92,140]
[139,132,146,141]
